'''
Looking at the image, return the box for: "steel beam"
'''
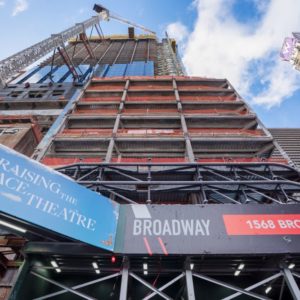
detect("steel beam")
[143,273,185,300]
[55,162,300,205]
[119,258,129,300]
[223,272,282,300]
[105,79,130,162]
[93,41,112,65]
[130,41,138,64]
[31,271,96,300]
[279,278,285,300]
[186,270,196,300]
[76,179,300,187]
[129,272,172,300]
[105,189,137,204]
[33,273,121,300]
[173,78,195,162]
[8,260,30,300]
[0,109,62,116]
[113,41,126,65]
[193,273,270,300]
[282,267,300,300]
[291,271,300,279]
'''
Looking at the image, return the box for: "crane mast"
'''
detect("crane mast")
[0,3,156,88]
[0,15,104,87]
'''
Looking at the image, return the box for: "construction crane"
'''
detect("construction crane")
[0,4,155,88]
[0,16,106,88]
[93,3,156,36]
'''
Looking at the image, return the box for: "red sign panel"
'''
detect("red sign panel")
[223,214,300,235]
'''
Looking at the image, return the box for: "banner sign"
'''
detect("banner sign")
[115,204,300,255]
[0,145,119,251]
[223,214,300,235]
[1,143,300,255]
[280,37,297,61]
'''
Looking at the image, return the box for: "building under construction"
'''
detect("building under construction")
[0,5,300,300]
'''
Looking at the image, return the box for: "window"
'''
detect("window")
[52,90,64,97]
[9,91,23,98]
[28,90,47,98]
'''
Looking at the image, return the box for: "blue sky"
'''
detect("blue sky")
[0,0,300,128]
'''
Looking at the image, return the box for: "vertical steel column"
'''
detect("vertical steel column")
[279,278,285,300]
[105,79,130,162]
[113,41,127,65]
[130,41,138,64]
[146,39,150,62]
[8,260,30,300]
[173,78,195,162]
[95,42,113,65]
[119,257,129,300]
[196,165,207,204]
[282,267,300,300]
[185,270,196,300]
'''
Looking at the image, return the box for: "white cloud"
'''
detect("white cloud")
[12,0,28,16]
[166,22,189,43]
[0,0,5,6]
[251,60,300,106]
[169,0,300,108]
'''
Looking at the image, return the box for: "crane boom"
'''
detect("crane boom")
[0,4,156,87]
[93,3,156,36]
[109,14,156,36]
[0,15,104,87]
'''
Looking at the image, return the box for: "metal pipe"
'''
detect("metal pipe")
[77,179,300,186]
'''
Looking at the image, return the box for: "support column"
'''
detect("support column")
[185,270,196,300]
[173,79,195,162]
[119,257,129,300]
[196,165,207,204]
[8,260,30,300]
[282,267,300,300]
[113,41,126,65]
[105,79,130,162]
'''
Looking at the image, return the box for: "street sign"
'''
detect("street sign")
[116,204,300,255]
[0,144,119,251]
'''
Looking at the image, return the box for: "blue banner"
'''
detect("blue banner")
[0,144,119,251]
